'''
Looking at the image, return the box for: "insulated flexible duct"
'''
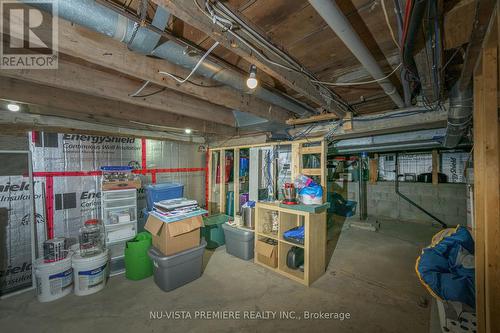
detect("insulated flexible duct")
[23,0,315,117]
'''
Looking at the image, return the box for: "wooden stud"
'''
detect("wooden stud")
[474,10,500,331]
[342,112,353,131]
[219,150,226,214]
[369,154,379,184]
[432,150,440,185]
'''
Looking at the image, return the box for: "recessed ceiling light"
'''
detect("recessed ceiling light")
[7,103,20,112]
[184,128,192,134]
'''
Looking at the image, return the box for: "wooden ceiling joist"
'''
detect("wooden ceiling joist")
[0,77,236,136]
[2,10,292,124]
[458,0,496,90]
[0,58,238,126]
[151,0,347,118]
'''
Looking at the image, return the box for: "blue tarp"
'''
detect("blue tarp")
[416,226,475,308]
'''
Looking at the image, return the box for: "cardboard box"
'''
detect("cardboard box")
[144,214,202,256]
[256,238,278,268]
[102,179,142,191]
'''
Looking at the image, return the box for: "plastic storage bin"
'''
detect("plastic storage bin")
[221,223,255,260]
[125,232,153,280]
[201,214,229,249]
[148,240,207,292]
[145,183,184,211]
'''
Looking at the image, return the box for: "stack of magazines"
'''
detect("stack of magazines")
[153,198,200,217]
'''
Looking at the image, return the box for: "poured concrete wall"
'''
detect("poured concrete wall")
[330,181,467,226]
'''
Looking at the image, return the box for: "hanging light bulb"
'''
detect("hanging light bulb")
[184,128,192,134]
[246,64,258,89]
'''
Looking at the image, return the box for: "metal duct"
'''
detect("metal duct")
[23,0,314,117]
[443,83,473,148]
[330,128,470,154]
[308,0,404,108]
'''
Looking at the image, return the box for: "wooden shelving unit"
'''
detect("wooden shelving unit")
[208,137,327,214]
[254,201,326,286]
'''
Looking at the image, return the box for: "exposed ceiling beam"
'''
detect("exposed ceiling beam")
[0,57,238,126]
[286,113,338,126]
[151,0,347,117]
[458,0,496,91]
[0,111,205,143]
[0,77,236,136]
[288,108,448,139]
[3,11,291,124]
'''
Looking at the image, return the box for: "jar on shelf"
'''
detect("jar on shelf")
[79,219,104,257]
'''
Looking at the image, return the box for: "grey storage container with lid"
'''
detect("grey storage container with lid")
[148,240,206,292]
[221,223,255,260]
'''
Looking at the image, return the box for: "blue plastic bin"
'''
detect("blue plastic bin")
[145,183,184,211]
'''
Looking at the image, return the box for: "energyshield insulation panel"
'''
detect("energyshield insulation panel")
[0,132,205,296]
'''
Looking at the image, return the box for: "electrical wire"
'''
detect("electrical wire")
[311,64,402,86]
[381,0,401,50]
[127,0,148,48]
[129,80,151,97]
[194,0,353,113]
[132,87,166,98]
[158,41,220,83]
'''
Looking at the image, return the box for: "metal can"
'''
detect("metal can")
[43,238,67,263]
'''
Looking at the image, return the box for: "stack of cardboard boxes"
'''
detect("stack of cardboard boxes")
[144,212,206,291]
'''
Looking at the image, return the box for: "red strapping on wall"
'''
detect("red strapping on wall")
[34,136,206,240]
[141,138,147,172]
[205,149,209,209]
[45,176,54,239]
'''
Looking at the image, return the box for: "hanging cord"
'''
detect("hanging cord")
[158,41,220,84]
[381,0,401,50]
[129,80,151,97]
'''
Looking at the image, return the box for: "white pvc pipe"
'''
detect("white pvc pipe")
[308,0,404,108]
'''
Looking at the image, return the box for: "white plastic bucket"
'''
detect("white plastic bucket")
[34,255,73,302]
[72,249,109,296]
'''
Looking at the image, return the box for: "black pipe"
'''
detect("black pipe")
[403,0,428,76]
[394,153,447,228]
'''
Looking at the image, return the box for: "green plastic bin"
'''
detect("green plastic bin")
[201,214,230,249]
[125,232,153,280]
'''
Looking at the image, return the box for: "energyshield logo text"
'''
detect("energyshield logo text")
[62,134,136,144]
[0,0,58,69]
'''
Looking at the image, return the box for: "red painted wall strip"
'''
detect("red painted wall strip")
[151,171,157,184]
[33,169,204,178]
[141,138,147,172]
[34,171,102,177]
[205,149,209,209]
[45,176,54,239]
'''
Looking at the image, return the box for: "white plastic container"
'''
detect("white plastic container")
[34,255,73,302]
[72,249,109,296]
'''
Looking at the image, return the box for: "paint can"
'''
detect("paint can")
[34,255,73,302]
[72,249,109,296]
[43,237,67,263]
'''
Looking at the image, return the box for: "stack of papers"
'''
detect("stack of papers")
[153,198,200,218]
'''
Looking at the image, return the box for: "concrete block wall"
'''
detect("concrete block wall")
[329,181,467,226]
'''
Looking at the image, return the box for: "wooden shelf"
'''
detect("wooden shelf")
[254,202,326,286]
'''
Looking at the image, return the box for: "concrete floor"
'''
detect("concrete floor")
[0,218,441,333]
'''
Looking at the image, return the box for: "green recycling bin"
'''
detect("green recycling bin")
[125,232,153,280]
[201,214,230,249]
